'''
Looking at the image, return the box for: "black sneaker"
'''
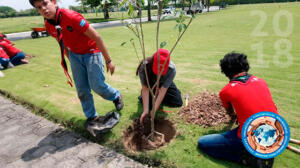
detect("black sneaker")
[85,112,120,137]
[113,95,124,111]
[85,116,104,137]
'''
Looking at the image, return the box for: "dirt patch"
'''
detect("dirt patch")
[123,118,176,152]
[179,91,236,127]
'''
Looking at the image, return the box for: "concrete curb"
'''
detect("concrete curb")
[0,95,147,168]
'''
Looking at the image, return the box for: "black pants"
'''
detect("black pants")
[139,82,183,109]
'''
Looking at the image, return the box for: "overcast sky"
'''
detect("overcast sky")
[0,0,80,11]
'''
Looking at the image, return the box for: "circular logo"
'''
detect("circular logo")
[241,112,290,159]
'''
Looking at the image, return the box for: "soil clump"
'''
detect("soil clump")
[179,91,236,127]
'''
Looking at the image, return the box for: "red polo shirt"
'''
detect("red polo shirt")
[0,41,21,57]
[0,47,9,59]
[45,9,100,54]
[219,76,278,138]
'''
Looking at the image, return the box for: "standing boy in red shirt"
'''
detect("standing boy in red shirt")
[198,52,277,168]
[29,0,123,135]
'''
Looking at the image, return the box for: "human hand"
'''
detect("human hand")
[140,111,149,125]
[106,61,115,75]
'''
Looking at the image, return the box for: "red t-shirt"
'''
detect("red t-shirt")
[45,8,100,54]
[219,75,278,138]
[0,41,21,57]
[0,47,9,59]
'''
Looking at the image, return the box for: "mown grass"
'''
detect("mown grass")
[0,2,300,168]
[0,10,157,34]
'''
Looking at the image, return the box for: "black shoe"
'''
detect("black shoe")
[242,151,274,168]
[85,112,120,137]
[255,158,274,168]
[85,116,104,137]
[113,95,124,111]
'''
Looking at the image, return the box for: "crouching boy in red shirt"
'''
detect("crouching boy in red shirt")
[29,0,124,135]
[197,52,278,168]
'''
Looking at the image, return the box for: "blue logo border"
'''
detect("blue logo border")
[241,111,290,159]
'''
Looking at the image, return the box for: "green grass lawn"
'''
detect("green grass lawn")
[1,2,300,168]
[0,10,157,34]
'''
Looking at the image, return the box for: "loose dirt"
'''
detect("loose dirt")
[179,91,236,127]
[123,118,176,152]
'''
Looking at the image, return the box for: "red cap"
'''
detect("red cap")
[152,49,170,76]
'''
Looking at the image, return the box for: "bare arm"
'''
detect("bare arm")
[153,87,168,112]
[140,85,150,124]
[84,26,115,75]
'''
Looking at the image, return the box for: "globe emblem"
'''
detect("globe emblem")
[246,116,284,154]
[254,124,278,147]
[242,112,290,159]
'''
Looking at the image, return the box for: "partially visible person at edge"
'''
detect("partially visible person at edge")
[197,52,278,168]
[29,0,124,135]
[0,40,29,67]
[0,33,13,45]
[0,46,12,70]
[137,49,183,125]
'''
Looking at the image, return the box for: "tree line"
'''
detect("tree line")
[0,6,39,18]
[0,0,297,19]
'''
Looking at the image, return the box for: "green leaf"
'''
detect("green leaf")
[130,38,134,42]
[179,24,182,33]
[120,0,128,7]
[139,0,145,6]
[183,24,187,30]
[160,41,167,48]
[176,18,180,23]
[128,4,133,16]
[121,42,126,46]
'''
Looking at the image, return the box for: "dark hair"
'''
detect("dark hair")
[136,56,157,86]
[29,0,49,7]
[219,52,250,79]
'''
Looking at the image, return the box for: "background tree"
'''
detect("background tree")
[0,6,16,18]
[147,0,152,21]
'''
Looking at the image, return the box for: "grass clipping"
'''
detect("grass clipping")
[179,91,235,127]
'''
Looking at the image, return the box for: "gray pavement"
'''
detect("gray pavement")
[0,95,147,168]
[6,6,220,41]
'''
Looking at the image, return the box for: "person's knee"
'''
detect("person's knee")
[175,97,183,107]
[90,82,109,97]
[197,136,207,150]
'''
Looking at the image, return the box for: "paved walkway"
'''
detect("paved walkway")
[0,95,146,168]
[6,6,220,41]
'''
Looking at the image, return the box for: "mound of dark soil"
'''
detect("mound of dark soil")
[179,91,236,127]
[123,118,176,152]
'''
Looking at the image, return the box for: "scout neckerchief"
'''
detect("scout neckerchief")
[231,72,252,83]
[46,8,73,87]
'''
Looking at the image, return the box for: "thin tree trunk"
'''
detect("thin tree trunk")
[104,2,109,19]
[147,0,152,21]
[207,0,210,12]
